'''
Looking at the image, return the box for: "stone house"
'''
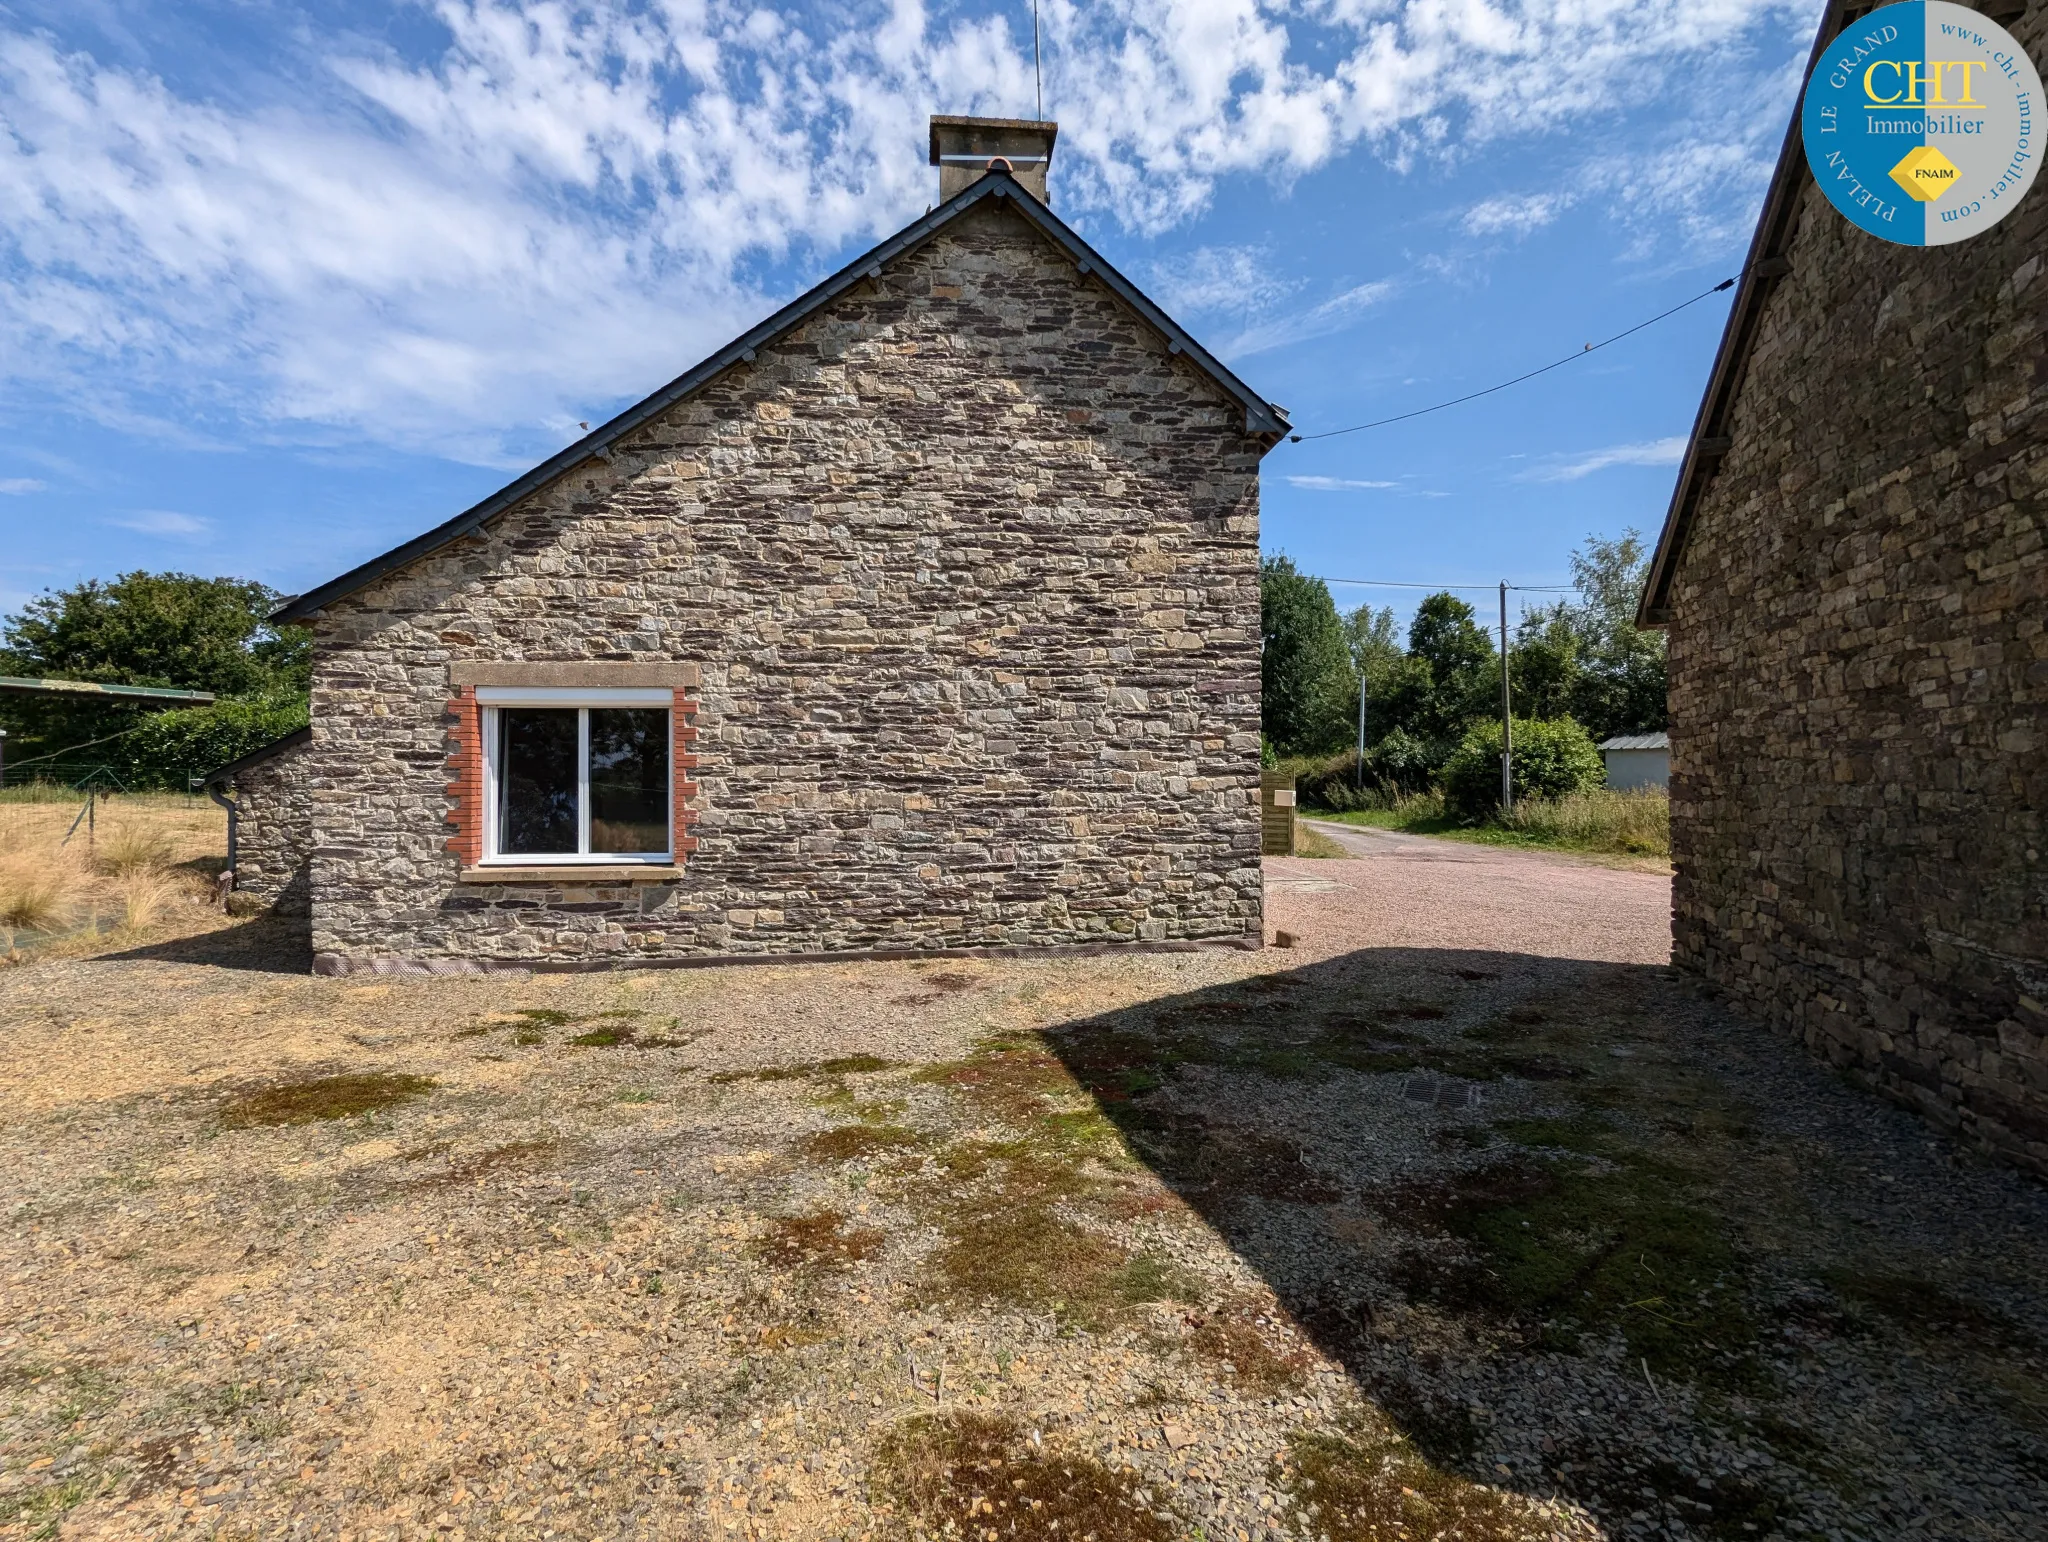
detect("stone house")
[1638,0,2045,1175]
[255,116,1288,975]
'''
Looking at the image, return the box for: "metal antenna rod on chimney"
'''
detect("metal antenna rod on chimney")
[1032,0,1043,120]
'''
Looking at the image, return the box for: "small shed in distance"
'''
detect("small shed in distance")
[1597,733,1669,792]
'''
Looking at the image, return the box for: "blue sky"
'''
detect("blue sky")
[0,0,1820,635]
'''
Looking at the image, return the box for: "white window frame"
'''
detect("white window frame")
[477,686,674,865]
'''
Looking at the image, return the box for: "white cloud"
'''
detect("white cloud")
[0,477,45,494]
[108,510,212,537]
[1146,245,1299,319]
[1463,191,1567,237]
[1525,436,1688,481]
[0,0,1809,459]
[1226,277,1396,357]
[1287,474,1398,490]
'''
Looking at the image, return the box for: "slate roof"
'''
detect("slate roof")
[1635,0,1847,628]
[1597,732,1669,753]
[204,726,311,786]
[273,169,1291,625]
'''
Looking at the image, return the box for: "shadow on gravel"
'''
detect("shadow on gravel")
[91,913,313,974]
[1041,945,2048,1542]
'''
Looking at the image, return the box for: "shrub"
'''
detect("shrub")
[1442,717,1604,822]
[1287,729,1452,812]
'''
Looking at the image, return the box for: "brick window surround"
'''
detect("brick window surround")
[445,683,699,867]
[445,685,483,865]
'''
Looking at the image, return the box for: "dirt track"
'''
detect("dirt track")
[2,835,2044,1542]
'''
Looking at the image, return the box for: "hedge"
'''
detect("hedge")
[108,695,310,791]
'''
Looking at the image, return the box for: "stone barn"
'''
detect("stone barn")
[1639,0,2046,1175]
[262,116,1287,975]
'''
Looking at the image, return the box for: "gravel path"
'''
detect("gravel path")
[0,833,2043,1542]
[1282,820,1672,965]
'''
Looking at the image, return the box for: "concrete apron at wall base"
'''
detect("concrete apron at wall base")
[310,934,1266,978]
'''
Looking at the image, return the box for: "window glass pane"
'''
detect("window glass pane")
[588,708,670,854]
[498,708,579,855]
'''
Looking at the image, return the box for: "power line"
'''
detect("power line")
[1287,269,1744,444]
[4,719,151,773]
[1316,577,1573,592]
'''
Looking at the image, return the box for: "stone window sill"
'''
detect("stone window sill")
[458,864,681,885]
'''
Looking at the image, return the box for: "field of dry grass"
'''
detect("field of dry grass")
[0,793,224,960]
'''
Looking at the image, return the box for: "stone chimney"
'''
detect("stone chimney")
[929,115,1058,203]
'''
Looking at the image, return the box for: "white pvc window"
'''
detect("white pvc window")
[478,687,672,864]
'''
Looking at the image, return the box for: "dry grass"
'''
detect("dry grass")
[118,870,184,931]
[0,848,88,932]
[1293,824,1352,859]
[1498,787,1669,858]
[0,793,222,953]
[96,823,176,876]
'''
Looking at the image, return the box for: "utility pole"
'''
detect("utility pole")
[1355,666,1367,791]
[1499,581,1513,813]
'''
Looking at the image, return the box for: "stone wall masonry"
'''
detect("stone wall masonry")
[1666,4,2047,1177]
[305,200,1267,969]
[227,736,314,919]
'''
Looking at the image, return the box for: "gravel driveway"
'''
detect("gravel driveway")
[1,833,2043,1542]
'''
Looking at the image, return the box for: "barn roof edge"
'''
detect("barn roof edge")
[1636,0,1848,630]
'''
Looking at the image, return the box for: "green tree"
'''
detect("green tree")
[108,696,311,791]
[1560,532,1666,739]
[1509,603,1582,722]
[1342,602,1406,740]
[1260,556,1355,754]
[0,572,310,782]
[1380,591,1496,744]
[1,572,298,694]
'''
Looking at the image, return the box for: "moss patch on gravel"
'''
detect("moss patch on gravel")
[1393,1137,1760,1385]
[709,1055,895,1084]
[1284,1408,1541,1542]
[799,1124,924,1163]
[1188,1297,1315,1392]
[218,1072,434,1128]
[755,1209,883,1272]
[873,1411,1180,1542]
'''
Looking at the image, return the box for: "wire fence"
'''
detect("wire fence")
[0,765,123,859]
[0,768,230,953]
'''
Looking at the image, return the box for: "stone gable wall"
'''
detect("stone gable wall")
[1666,12,2047,1176]
[304,200,1266,970]
[227,736,313,919]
